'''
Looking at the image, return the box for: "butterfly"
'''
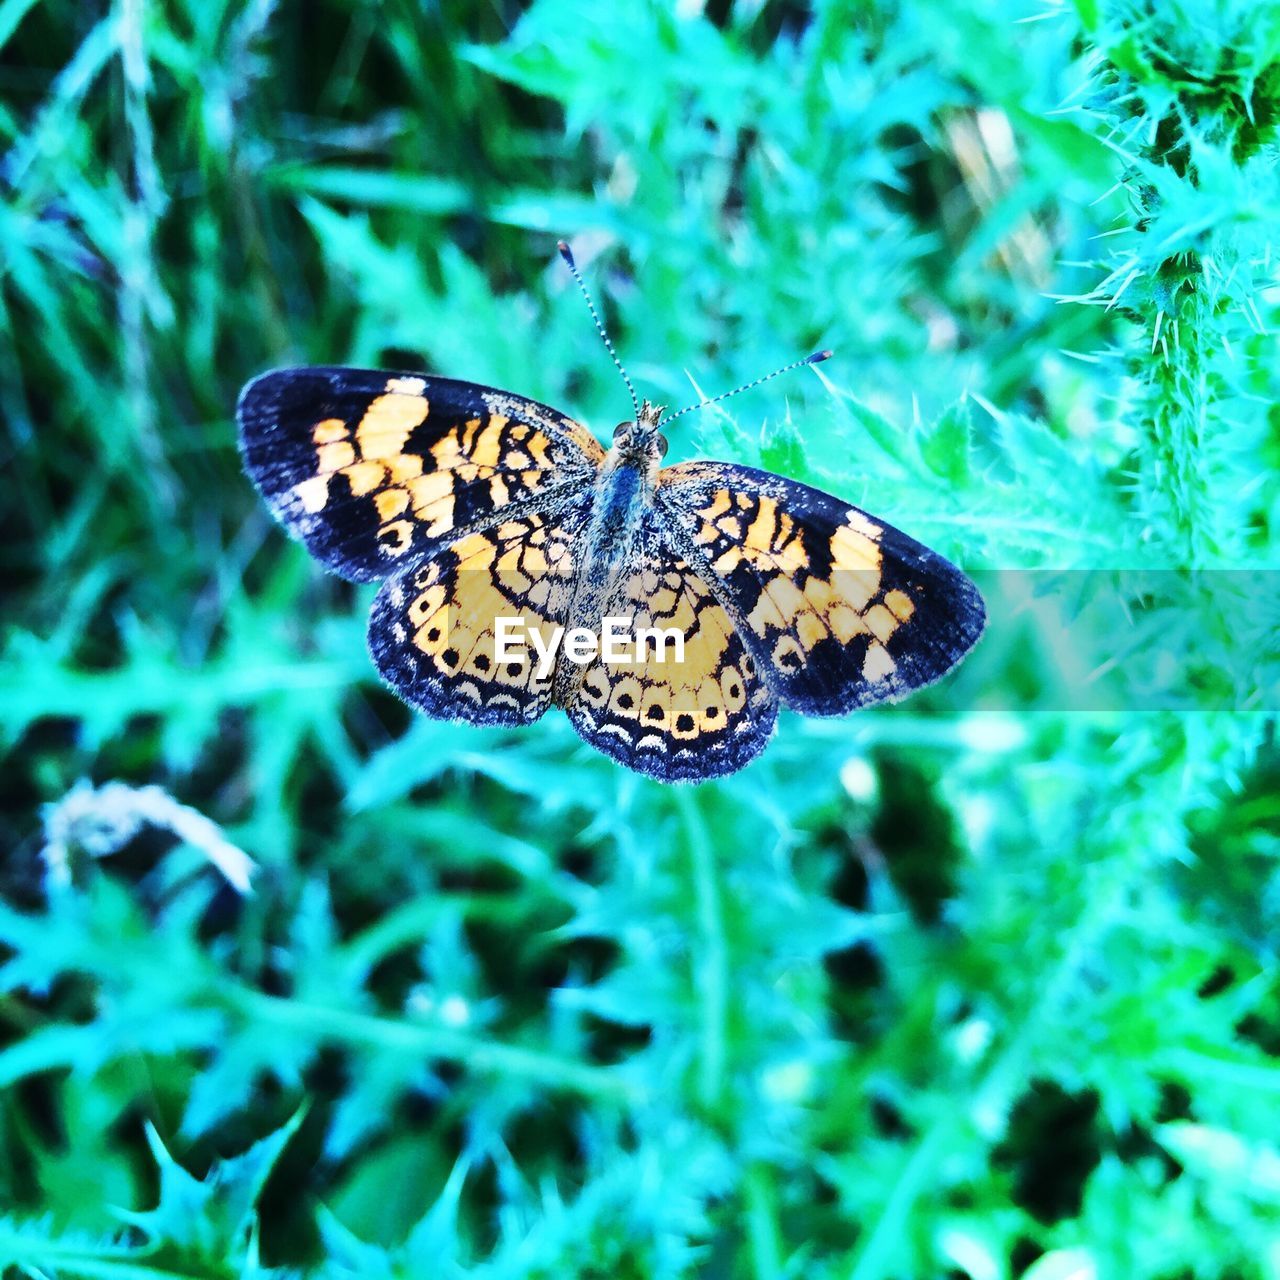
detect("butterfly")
[237,245,984,783]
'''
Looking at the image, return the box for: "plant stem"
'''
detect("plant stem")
[744,1161,785,1280]
[676,787,728,1114]
[225,988,643,1104]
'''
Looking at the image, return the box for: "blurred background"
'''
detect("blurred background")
[2,0,1280,1276]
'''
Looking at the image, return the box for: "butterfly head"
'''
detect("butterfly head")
[610,399,670,470]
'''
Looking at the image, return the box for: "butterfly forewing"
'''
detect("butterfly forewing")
[237,367,603,582]
[656,461,985,714]
[563,521,778,781]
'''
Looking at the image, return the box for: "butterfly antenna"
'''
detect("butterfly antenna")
[557,240,641,421]
[661,349,834,426]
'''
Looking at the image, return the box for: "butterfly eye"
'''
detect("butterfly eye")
[656,435,669,457]
[613,424,630,441]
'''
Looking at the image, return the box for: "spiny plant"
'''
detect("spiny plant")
[1074,0,1280,564]
[1,0,1278,1277]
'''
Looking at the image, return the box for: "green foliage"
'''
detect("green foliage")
[1,0,1278,1277]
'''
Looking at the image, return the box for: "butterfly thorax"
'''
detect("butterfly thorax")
[578,398,668,589]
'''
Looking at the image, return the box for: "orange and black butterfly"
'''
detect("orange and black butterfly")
[238,245,984,782]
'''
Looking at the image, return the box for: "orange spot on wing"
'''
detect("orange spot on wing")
[796,610,827,649]
[375,488,410,521]
[357,392,429,460]
[863,604,899,644]
[744,496,778,552]
[830,524,881,574]
[408,470,454,513]
[386,454,425,484]
[317,440,356,473]
[312,418,347,444]
[863,642,896,682]
[343,461,387,496]
[884,589,915,621]
[294,474,330,513]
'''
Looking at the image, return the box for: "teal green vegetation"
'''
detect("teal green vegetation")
[2,1,1280,1276]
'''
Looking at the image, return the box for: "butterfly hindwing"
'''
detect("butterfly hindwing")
[657,462,985,715]
[238,366,604,582]
[562,519,778,782]
[368,494,595,727]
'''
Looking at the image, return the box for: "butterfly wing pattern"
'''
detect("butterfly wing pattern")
[238,367,603,582]
[238,366,984,783]
[368,498,593,727]
[563,521,778,781]
[656,461,985,717]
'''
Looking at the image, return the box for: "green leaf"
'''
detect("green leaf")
[758,414,808,479]
[124,1113,305,1262]
[1021,1249,1096,1280]
[1159,1123,1280,1199]
[918,395,974,487]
